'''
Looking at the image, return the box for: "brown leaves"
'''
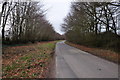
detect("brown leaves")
[2,41,56,78]
[66,41,119,63]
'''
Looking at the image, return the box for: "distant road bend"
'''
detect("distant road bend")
[55,41,118,78]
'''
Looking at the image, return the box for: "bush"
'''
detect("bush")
[67,31,120,52]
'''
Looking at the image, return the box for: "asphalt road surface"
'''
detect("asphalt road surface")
[55,41,118,78]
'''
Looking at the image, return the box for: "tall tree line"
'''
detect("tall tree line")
[0,1,64,44]
[62,2,120,52]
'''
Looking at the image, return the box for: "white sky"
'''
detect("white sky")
[0,0,119,35]
[41,0,73,34]
[0,0,73,35]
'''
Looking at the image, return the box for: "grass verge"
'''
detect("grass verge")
[2,41,59,78]
[65,41,119,64]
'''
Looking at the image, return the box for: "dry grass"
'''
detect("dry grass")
[65,41,119,64]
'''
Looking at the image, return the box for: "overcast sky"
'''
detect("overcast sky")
[42,0,73,34]
[0,0,73,35]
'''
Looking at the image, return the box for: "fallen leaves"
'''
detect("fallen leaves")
[2,41,57,78]
[66,41,119,64]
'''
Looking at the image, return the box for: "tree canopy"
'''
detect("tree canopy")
[62,2,120,52]
[0,1,64,44]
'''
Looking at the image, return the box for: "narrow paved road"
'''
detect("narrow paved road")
[55,41,118,78]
